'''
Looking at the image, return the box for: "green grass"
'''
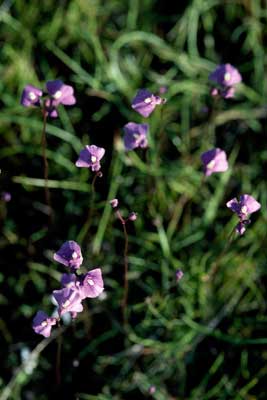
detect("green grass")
[0,0,267,399]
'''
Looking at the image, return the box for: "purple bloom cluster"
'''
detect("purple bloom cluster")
[226,194,261,235]
[32,241,104,337]
[21,80,76,118]
[209,63,242,99]
[122,88,166,151]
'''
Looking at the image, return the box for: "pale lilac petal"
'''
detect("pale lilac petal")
[32,311,57,338]
[54,241,83,270]
[80,268,104,299]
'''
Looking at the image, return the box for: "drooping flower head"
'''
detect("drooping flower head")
[32,311,57,338]
[209,64,242,99]
[80,268,104,299]
[131,89,164,117]
[21,85,43,107]
[54,240,83,271]
[201,148,228,176]
[53,287,83,316]
[76,145,105,172]
[123,122,148,151]
[226,194,261,235]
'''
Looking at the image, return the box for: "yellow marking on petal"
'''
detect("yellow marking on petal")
[91,156,97,163]
[41,321,48,327]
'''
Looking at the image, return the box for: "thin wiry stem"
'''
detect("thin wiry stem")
[122,221,129,327]
[41,111,52,222]
[78,171,99,244]
[55,322,62,386]
[115,209,129,327]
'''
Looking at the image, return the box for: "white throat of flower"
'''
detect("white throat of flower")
[53,90,62,99]
[72,251,78,259]
[91,156,97,163]
[224,72,231,82]
[241,205,248,214]
[144,97,152,104]
[28,92,37,100]
[87,278,94,286]
[207,159,216,169]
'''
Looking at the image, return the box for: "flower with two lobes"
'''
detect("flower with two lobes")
[21,80,76,118]
[201,148,228,176]
[32,241,104,338]
[209,63,242,99]
[76,145,105,172]
[123,122,148,151]
[226,194,261,235]
[131,89,165,117]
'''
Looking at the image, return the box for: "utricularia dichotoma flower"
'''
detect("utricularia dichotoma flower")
[209,63,242,99]
[32,240,104,337]
[131,89,165,117]
[201,148,228,176]
[21,80,76,118]
[75,145,105,172]
[226,194,261,235]
[123,122,148,151]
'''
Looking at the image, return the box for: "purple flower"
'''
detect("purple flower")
[226,194,261,235]
[176,269,184,282]
[54,241,83,271]
[32,311,57,338]
[61,273,79,289]
[131,89,164,117]
[110,198,119,208]
[21,85,43,107]
[123,122,148,151]
[75,145,105,172]
[201,148,228,176]
[209,64,242,99]
[44,98,58,118]
[46,80,76,106]
[148,386,156,395]
[1,192,11,202]
[53,287,83,316]
[209,64,242,87]
[128,212,137,221]
[80,268,104,299]
[226,194,261,220]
